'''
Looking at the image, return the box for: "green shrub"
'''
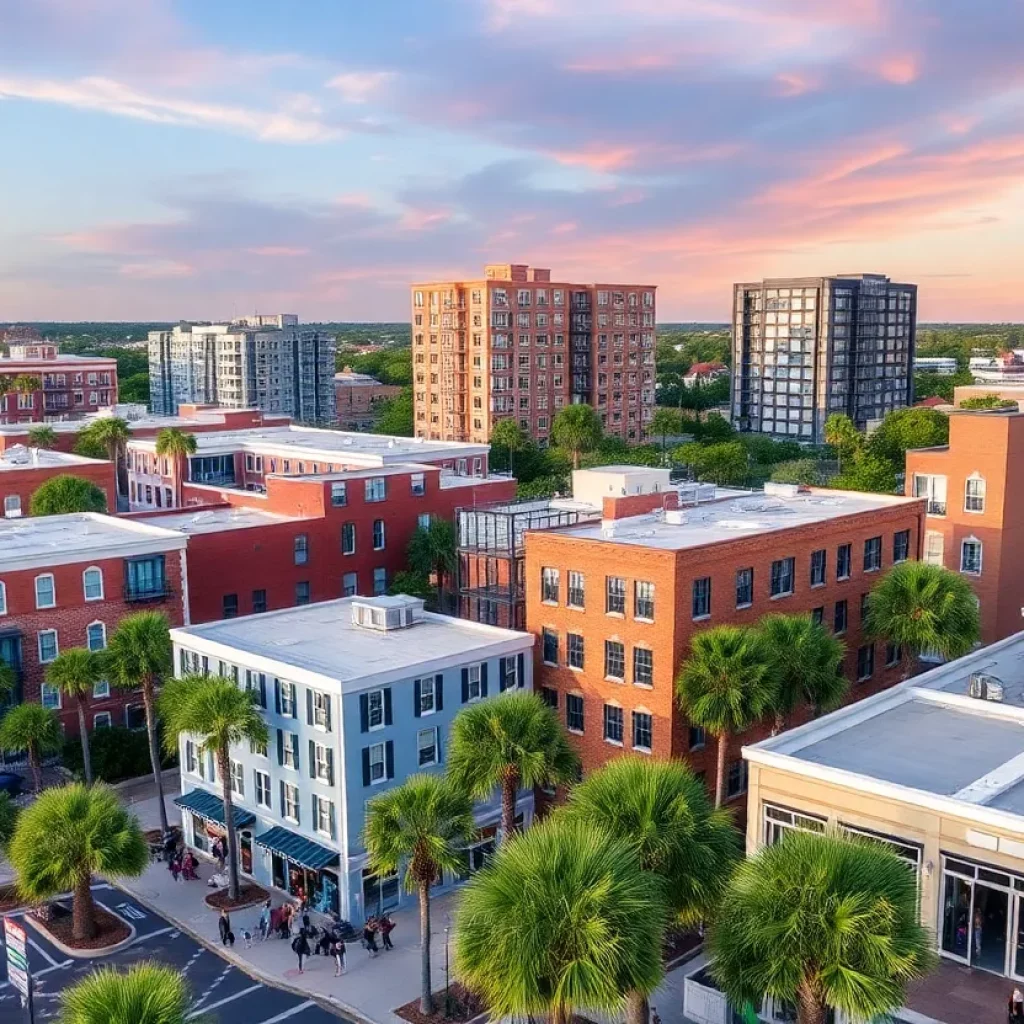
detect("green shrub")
[62,724,177,784]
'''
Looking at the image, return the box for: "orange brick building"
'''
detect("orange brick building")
[411,264,656,446]
[525,484,924,806]
[905,407,1024,644]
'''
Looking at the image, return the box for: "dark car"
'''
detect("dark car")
[0,772,24,797]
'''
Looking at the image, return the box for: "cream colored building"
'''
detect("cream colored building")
[744,629,1024,983]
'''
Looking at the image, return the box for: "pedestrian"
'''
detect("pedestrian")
[168,852,181,883]
[214,838,226,872]
[218,908,234,947]
[333,937,347,976]
[363,918,379,957]
[258,900,271,942]
[381,914,395,951]
[183,850,198,880]
[292,929,311,973]
[282,903,294,938]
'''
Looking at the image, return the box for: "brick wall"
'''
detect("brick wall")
[0,461,117,518]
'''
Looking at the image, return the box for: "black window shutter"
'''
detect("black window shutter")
[435,674,444,711]
[279,779,285,814]
[362,747,371,786]
[274,679,281,715]
[276,729,284,766]
[461,667,469,703]
[259,675,267,708]
[325,695,332,732]
[308,739,316,779]
[517,652,525,688]
[498,657,508,691]
[385,740,395,780]
[359,693,369,733]
[327,748,335,786]
[306,688,313,725]
[414,679,422,717]
[481,662,489,697]
[436,727,443,765]
[311,793,317,827]
[329,802,336,839]
[384,688,393,726]
[293,734,300,773]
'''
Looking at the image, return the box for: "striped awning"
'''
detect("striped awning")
[254,825,339,871]
[174,788,255,829]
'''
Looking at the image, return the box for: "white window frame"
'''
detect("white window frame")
[373,519,386,551]
[38,629,58,664]
[86,620,107,652]
[367,689,386,731]
[93,677,110,699]
[314,795,333,836]
[365,477,386,502]
[280,681,297,717]
[0,580,7,616]
[40,683,61,710]
[282,731,299,770]
[255,769,272,808]
[314,743,331,782]
[923,530,944,566]
[230,759,245,798]
[283,782,300,822]
[93,712,112,729]
[368,742,386,785]
[4,495,21,517]
[82,566,104,601]
[632,709,653,752]
[964,474,986,514]
[35,573,55,610]
[417,727,438,767]
[960,537,983,575]
[411,473,425,496]
[466,664,482,702]
[313,690,330,730]
[418,677,436,716]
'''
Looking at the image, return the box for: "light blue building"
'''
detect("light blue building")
[170,595,534,922]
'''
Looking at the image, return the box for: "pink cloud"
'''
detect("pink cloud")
[326,71,394,104]
[773,71,818,97]
[867,53,921,85]
[246,246,309,257]
[119,260,194,279]
[552,222,577,234]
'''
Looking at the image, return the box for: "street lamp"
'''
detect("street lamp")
[444,913,452,1019]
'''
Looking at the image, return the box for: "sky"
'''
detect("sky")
[1,0,1023,323]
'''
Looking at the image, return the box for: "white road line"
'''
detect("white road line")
[253,1002,317,1024]
[0,957,73,989]
[127,925,176,945]
[27,936,61,968]
[185,983,261,1019]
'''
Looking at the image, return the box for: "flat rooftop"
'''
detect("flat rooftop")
[0,446,107,472]
[0,354,116,365]
[133,506,307,535]
[0,408,288,437]
[172,597,532,686]
[747,631,1024,824]
[554,487,917,551]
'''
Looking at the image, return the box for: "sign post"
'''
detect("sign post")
[3,917,34,1024]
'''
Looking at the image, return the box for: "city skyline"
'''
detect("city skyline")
[1,0,1022,322]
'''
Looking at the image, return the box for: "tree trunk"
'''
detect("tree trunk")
[572,449,581,470]
[625,991,649,1024]
[501,767,520,842]
[219,747,241,901]
[77,697,93,785]
[796,981,827,1024]
[28,741,41,794]
[771,711,785,737]
[901,646,917,682]
[72,873,96,943]
[714,731,728,809]
[143,677,169,835]
[551,1003,570,1024]
[419,881,433,1016]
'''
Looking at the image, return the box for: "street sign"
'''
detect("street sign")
[3,918,29,1000]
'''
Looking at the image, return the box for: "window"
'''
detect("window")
[763,803,826,845]
[373,567,386,595]
[281,730,299,770]
[606,576,626,615]
[913,473,947,515]
[313,795,334,837]
[566,693,584,732]
[836,543,852,580]
[770,557,795,597]
[417,676,437,716]
[295,581,310,605]
[857,644,875,681]
[35,574,55,609]
[811,606,824,626]
[342,522,356,555]
[367,742,387,784]
[604,640,625,681]
[603,704,624,744]
[342,572,357,597]
[417,727,438,767]
[726,760,748,800]
[893,529,910,564]
[330,482,347,507]
[961,538,983,575]
[40,684,61,710]
[417,513,431,530]
[735,567,753,608]
[86,622,106,652]
[411,473,425,496]
[886,643,902,667]
[38,629,58,663]
[542,629,558,665]
[834,599,848,634]
[314,743,333,783]
[0,581,5,616]
[689,725,706,750]
[252,589,267,613]
[93,674,110,698]
[923,531,944,566]
[965,475,986,513]
[365,477,386,502]
[499,656,519,691]
[541,686,558,709]
[863,536,882,572]
[125,556,166,599]
[367,689,386,730]
[83,567,103,601]
[567,571,585,609]
[634,580,655,620]
[294,534,309,565]
[541,567,560,603]
[692,576,711,619]
[230,760,244,798]
[93,712,112,729]
[279,680,297,717]
[567,633,584,670]
[373,519,385,551]
[283,782,300,822]
[222,594,238,619]
[810,550,826,587]
[632,711,652,751]
[312,690,331,729]
[4,495,20,517]
[185,740,199,776]
[633,647,653,687]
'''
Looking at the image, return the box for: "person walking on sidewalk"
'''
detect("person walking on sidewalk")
[363,918,379,957]
[381,914,395,951]
[258,900,271,941]
[332,937,347,976]
[292,929,311,974]
[218,909,234,947]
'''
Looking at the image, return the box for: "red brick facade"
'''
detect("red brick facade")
[0,458,117,518]
[0,344,118,424]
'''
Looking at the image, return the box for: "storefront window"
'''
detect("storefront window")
[941,855,1019,976]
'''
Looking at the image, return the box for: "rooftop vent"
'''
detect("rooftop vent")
[763,481,800,499]
[665,509,687,526]
[968,672,1004,702]
[351,595,425,632]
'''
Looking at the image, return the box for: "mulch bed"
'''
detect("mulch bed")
[33,903,131,951]
[395,983,487,1024]
[204,883,269,911]
[663,926,702,964]
[0,884,23,912]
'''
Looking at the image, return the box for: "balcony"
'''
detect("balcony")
[123,582,175,603]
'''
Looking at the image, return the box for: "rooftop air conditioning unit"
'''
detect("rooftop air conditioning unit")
[665,509,687,525]
[764,481,800,499]
[968,672,1004,702]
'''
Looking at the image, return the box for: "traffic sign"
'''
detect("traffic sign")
[3,917,30,1000]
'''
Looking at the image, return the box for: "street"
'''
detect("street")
[0,885,346,1023]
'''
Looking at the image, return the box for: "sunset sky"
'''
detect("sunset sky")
[1,0,1022,322]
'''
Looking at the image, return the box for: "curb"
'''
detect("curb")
[23,900,138,959]
[114,881,376,1024]
[665,942,704,972]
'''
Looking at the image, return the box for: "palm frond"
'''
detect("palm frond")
[57,961,204,1024]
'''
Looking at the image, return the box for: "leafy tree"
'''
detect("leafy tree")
[76,416,130,465]
[30,474,107,516]
[757,614,846,731]
[828,450,898,494]
[46,649,104,784]
[117,372,151,406]
[914,369,972,403]
[27,425,58,449]
[959,394,1017,409]
[865,562,980,677]
[489,419,527,473]
[408,518,457,610]
[447,691,579,841]
[0,657,18,708]
[0,702,61,792]
[363,775,473,1014]
[562,759,739,1024]
[9,783,147,943]
[456,816,666,1024]
[551,404,603,469]
[12,374,41,394]
[709,829,935,1024]
[866,406,948,467]
[823,414,861,470]
[769,459,827,486]
[0,793,19,854]
[57,962,205,1024]
[160,674,268,901]
[693,411,735,442]
[387,569,434,603]
[676,441,748,486]
[650,407,682,453]
[516,474,569,500]
[374,387,414,436]
[676,625,773,807]
[155,427,197,507]
[104,613,173,834]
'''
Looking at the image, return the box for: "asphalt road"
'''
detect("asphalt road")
[0,885,345,1023]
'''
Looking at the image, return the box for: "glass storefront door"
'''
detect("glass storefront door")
[972,884,1009,974]
[941,873,971,961]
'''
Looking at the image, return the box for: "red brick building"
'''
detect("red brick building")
[525,483,924,808]
[334,372,403,429]
[0,446,117,518]
[905,407,1024,644]
[0,514,187,735]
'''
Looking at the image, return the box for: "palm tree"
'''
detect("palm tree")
[0,703,61,793]
[456,816,666,1024]
[58,962,207,1024]
[757,614,846,733]
[408,517,457,611]
[865,561,980,678]
[551,403,603,469]
[823,413,861,471]
[676,625,774,808]
[709,829,935,1024]
[650,407,682,456]
[82,417,131,497]
[563,758,739,1024]
[104,612,173,834]
[155,427,198,508]
[159,675,268,901]
[47,648,106,784]
[447,691,579,841]
[27,425,58,450]
[363,775,473,1014]
[9,783,147,943]
[29,474,108,515]
[490,418,526,474]
[0,657,16,709]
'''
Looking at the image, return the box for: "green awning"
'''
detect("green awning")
[254,825,339,871]
[175,788,255,829]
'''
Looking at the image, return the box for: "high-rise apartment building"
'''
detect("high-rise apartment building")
[731,274,917,444]
[411,264,656,445]
[148,316,335,424]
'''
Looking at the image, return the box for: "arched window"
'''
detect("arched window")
[34,574,55,610]
[960,536,983,575]
[82,566,104,601]
[965,474,986,513]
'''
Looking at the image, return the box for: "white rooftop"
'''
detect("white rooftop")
[334,372,386,385]
[0,445,108,472]
[747,631,1024,829]
[172,597,532,688]
[134,506,307,535]
[0,406,288,437]
[556,486,919,551]
[0,512,186,570]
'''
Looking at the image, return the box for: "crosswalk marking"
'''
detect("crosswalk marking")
[185,982,261,1019]
[254,1001,317,1024]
